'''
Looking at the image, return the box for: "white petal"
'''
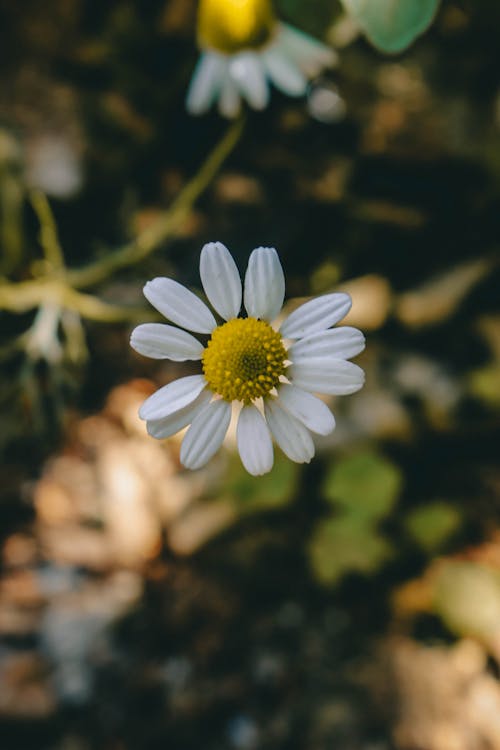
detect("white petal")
[139,374,207,421]
[180,399,231,470]
[278,23,337,78]
[146,390,212,439]
[264,398,315,464]
[289,326,365,362]
[244,246,285,321]
[262,47,307,97]
[288,358,365,395]
[186,52,225,115]
[280,293,352,339]
[276,383,335,435]
[200,242,242,320]
[230,52,269,110]
[144,278,216,334]
[237,405,274,476]
[130,323,204,361]
[219,69,241,118]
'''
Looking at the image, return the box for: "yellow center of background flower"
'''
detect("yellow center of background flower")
[197,0,275,54]
[202,317,286,403]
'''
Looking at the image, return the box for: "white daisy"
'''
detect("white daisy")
[186,0,337,118]
[130,243,365,476]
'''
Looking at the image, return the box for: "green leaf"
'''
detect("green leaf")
[308,515,392,585]
[469,364,500,407]
[276,0,339,38]
[226,453,298,513]
[341,0,440,53]
[405,501,462,553]
[323,450,402,522]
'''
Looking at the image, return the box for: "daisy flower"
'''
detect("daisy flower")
[186,0,337,118]
[131,243,365,476]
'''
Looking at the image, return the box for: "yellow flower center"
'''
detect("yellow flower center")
[202,317,286,403]
[197,0,276,54]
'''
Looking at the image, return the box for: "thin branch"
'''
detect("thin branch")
[67,116,244,290]
[0,165,24,275]
[0,118,244,321]
[0,278,154,322]
[60,286,156,322]
[30,190,66,271]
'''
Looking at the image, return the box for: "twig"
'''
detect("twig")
[30,190,66,271]
[67,116,244,290]
[0,278,154,321]
[0,118,244,320]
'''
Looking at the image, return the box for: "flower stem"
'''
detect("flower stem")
[0,117,244,320]
[30,190,66,272]
[67,116,245,290]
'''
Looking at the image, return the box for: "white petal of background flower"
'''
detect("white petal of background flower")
[280,293,352,339]
[200,241,242,320]
[237,405,274,476]
[219,68,241,118]
[130,323,204,361]
[230,52,269,110]
[146,390,212,439]
[264,398,315,463]
[186,51,225,115]
[279,24,337,78]
[244,246,285,322]
[262,46,307,96]
[276,383,335,435]
[180,399,232,470]
[288,358,365,395]
[139,374,207,421]
[289,326,365,362]
[144,277,217,334]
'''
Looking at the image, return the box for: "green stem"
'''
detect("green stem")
[67,116,244,289]
[0,117,244,321]
[30,190,66,271]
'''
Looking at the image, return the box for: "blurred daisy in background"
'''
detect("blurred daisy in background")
[131,243,365,476]
[186,0,337,117]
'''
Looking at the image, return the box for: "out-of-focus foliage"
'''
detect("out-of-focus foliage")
[469,364,500,407]
[309,451,402,584]
[405,501,462,553]
[468,316,500,408]
[276,0,339,38]
[226,453,299,512]
[340,0,440,52]
[0,1,500,748]
[309,513,393,584]
[323,450,402,521]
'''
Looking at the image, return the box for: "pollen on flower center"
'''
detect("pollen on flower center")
[202,317,286,403]
[198,0,275,54]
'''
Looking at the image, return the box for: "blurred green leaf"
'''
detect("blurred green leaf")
[469,364,500,408]
[435,561,500,641]
[405,501,462,553]
[310,260,342,294]
[227,453,298,513]
[308,515,392,585]
[340,0,440,53]
[276,0,339,37]
[323,451,403,522]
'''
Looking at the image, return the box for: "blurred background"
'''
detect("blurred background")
[1,1,500,748]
